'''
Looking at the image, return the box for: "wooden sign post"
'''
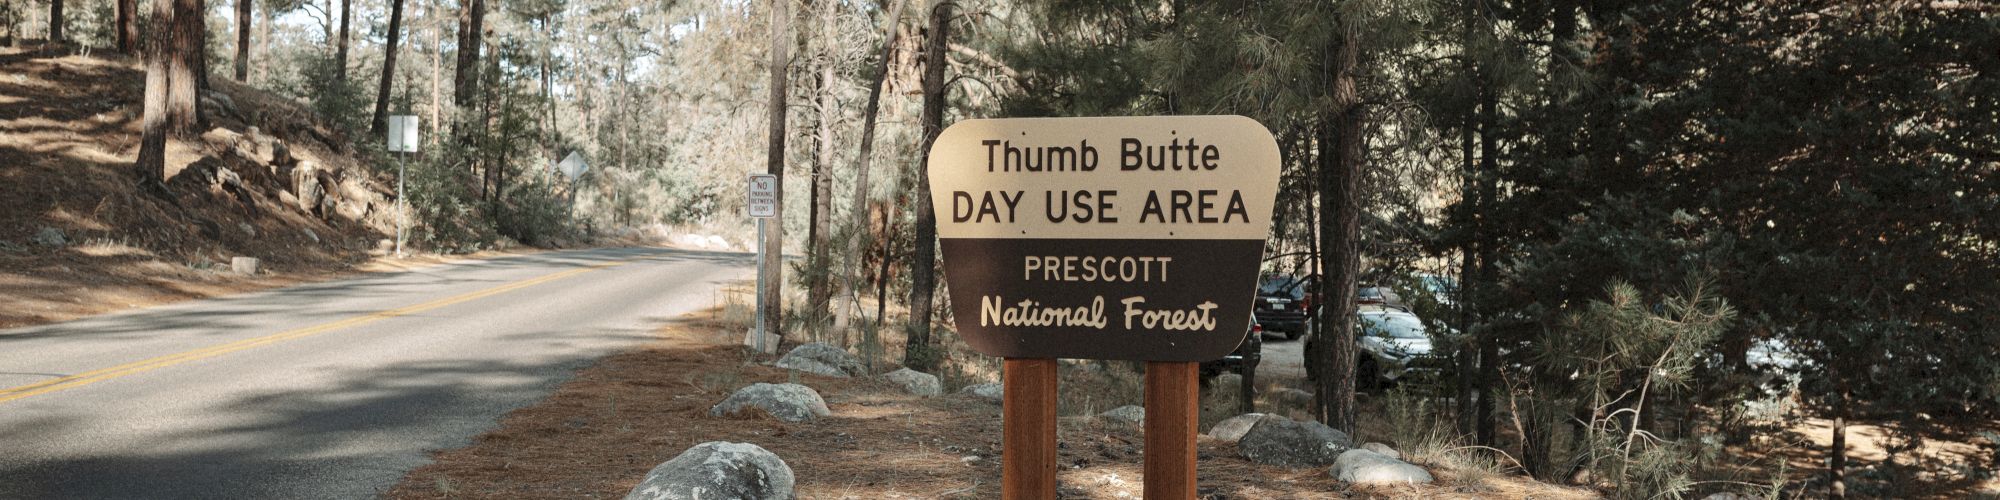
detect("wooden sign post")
[926,116,1280,499]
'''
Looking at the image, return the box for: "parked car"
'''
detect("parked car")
[1354,305,1442,387]
[1200,315,1263,382]
[1356,285,1408,311]
[1254,275,1316,340]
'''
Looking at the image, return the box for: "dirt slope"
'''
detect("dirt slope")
[0,46,403,329]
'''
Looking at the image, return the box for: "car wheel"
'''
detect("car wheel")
[1356,357,1382,390]
[1287,318,1311,341]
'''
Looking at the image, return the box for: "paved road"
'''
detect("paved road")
[0,247,752,499]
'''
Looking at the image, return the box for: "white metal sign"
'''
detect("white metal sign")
[556,151,589,182]
[386,115,419,153]
[747,174,778,218]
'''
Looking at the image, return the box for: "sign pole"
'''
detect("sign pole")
[754,217,768,354]
[395,152,406,258]
[1143,361,1200,499]
[746,173,778,354]
[1002,358,1058,500]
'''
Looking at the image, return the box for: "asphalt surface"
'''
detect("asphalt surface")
[0,247,753,499]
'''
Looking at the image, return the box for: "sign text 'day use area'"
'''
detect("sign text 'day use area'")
[929,116,1281,362]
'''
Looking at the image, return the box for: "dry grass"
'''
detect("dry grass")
[384,307,1606,499]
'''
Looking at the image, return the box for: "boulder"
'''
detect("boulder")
[625,441,795,500]
[231,257,261,275]
[293,163,325,215]
[1361,442,1401,460]
[1330,449,1432,485]
[774,343,865,378]
[335,198,371,220]
[710,383,831,422]
[881,368,941,397]
[959,382,1003,402]
[1206,413,1266,443]
[1099,405,1145,425]
[200,92,240,120]
[32,227,66,247]
[1238,415,1353,467]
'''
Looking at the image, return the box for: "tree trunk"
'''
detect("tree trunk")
[454,0,486,189]
[369,0,406,136]
[804,0,838,341]
[540,15,554,156]
[134,0,178,190]
[193,0,209,98]
[335,0,350,82]
[258,0,272,84]
[118,0,137,53]
[453,0,484,109]
[904,0,950,372]
[429,3,442,147]
[1454,0,1480,440]
[1830,386,1849,498]
[832,0,906,338]
[1312,13,1364,434]
[1521,0,1575,475]
[233,0,249,80]
[761,0,791,343]
[876,200,897,324]
[166,0,204,137]
[47,0,61,43]
[1475,75,1499,447]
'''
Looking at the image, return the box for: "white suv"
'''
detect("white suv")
[1355,305,1438,387]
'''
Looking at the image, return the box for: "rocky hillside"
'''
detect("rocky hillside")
[0,47,402,328]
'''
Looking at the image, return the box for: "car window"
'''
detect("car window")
[1360,313,1427,339]
[1258,276,1306,299]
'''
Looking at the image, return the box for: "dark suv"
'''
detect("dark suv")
[1201,316,1263,380]
[1254,275,1316,340]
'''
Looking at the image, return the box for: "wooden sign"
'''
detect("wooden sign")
[927,115,1282,500]
[927,115,1283,362]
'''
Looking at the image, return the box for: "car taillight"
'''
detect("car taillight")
[1299,297,1312,312]
[1252,323,1263,334]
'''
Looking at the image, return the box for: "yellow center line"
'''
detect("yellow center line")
[0,259,632,405]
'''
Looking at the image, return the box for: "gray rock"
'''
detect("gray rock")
[294,164,324,215]
[959,382,1003,402]
[1330,449,1432,485]
[1206,413,1266,443]
[335,198,370,220]
[1238,415,1353,467]
[881,368,941,397]
[625,441,795,500]
[774,343,865,378]
[32,227,66,247]
[201,92,239,119]
[709,383,831,423]
[231,256,261,275]
[1099,405,1145,425]
[1361,442,1401,460]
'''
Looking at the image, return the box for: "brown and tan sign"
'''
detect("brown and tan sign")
[927,115,1282,361]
